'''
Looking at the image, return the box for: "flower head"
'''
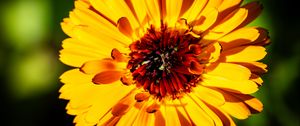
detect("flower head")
[59,0,270,125]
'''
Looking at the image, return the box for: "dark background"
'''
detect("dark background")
[0,0,299,126]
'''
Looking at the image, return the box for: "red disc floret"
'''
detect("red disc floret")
[127,25,204,99]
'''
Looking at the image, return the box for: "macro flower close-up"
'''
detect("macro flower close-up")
[59,0,270,125]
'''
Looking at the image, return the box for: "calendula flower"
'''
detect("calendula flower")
[59,0,270,125]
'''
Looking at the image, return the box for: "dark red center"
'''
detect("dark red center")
[127,25,204,99]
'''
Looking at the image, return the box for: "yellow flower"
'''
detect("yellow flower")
[59,0,270,125]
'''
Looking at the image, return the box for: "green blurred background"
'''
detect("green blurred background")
[0,0,299,126]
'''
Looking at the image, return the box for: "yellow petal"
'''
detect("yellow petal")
[133,99,156,126]
[144,0,161,27]
[84,84,135,124]
[218,0,242,17]
[60,80,135,125]
[59,38,109,67]
[172,99,193,125]
[218,90,251,119]
[70,7,131,44]
[116,102,141,126]
[252,28,270,46]
[73,113,90,125]
[205,63,251,81]
[165,0,183,27]
[72,25,129,50]
[111,90,137,117]
[181,0,208,22]
[193,7,218,33]
[234,94,263,113]
[201,8,248,42]
[163,101,181,126]
[180,96,215,125]
[61,18,74,37]
[193,86,225,106]
[201,74,258,94]
[250,74,263,85]
[60,69,93,84]
[188,94,223,126]
[201,0,223,12]
[66,103,90,115]
[218,27,260,50]
[127,0,148,25]
[98,115,120,126]
[207,104,237,126]
[74,0,90,9]
[89,0,139,29]
[221,46,267,62]
[234,62,268,74]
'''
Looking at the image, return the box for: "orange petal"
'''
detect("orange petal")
[111,91,136,116]
[111,48,128,62]
[117,17,134,38]
[135,92,150,102]
[188,61,204,74]
[92,71,124,84]
[120,75,134,86]
[80,59,117,74]
[146,102,161,113]
[202,42,222,63]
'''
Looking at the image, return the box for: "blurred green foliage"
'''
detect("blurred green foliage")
[0,0,299,126]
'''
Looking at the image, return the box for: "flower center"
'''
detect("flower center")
[127,25,205,99]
